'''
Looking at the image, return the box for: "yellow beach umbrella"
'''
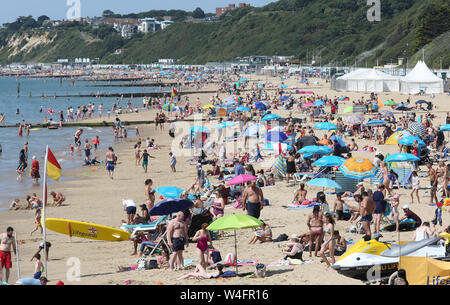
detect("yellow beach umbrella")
[202,104,215,109]
[338,157,377,180]
[385,130,411,145]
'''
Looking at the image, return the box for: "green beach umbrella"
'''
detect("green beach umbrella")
[343,106,353,114]
[207,214,263,273]
[384,100,396,106]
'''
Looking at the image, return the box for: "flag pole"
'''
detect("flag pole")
[14,232,20,280]
[42,145,48,278]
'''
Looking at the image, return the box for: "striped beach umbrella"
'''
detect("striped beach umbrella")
[408,122,426,137]
[339,157,377,180]
[380,110,394,118]
[345,114,364,125]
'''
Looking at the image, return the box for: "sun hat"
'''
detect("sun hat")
[402,205,409,210]
[393,194,399,199]
[290,234,299,240]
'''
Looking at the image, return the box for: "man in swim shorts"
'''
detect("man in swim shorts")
[243,180,264,219]
[105,147,116,179]
[355,192,375,239]
[0,227,16,284]
[167,212,188,271]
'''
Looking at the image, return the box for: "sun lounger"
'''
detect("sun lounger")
[121,215,168,237]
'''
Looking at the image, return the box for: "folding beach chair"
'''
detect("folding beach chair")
[334,171,358,193]
[121,215,168,237]
[143,230,172,257]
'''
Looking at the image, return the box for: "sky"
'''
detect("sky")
[0,0,275,25]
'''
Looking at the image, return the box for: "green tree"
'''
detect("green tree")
[192,7,205,19]
[37,15,50,26]
[102,10,115,18]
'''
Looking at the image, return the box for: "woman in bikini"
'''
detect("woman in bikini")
[210,192,225,220]
[192,223,213,268]
[293,183,307,204]
[306,205,324,257]
[145,179,155,210]
[381,162,393,197]
[249,222,272,244]
[135,142,141,166]
[319,213,336,267]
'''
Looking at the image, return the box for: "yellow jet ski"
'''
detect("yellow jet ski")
[332,235,448,284]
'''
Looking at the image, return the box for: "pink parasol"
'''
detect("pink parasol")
[301,102,315,108]
[226,174,257,186]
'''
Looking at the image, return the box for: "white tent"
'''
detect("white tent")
[334,68,400,92]
[400,61,444,94]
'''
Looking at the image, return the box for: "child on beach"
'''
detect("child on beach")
[169,152,176,172]
[410,171,420,204]
[32,254,44,279]
[30,209,42,236]
[140,149,151,173]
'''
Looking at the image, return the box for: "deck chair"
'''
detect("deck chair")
[334,171,358,193]
[392,167,412,189]
[121,215,168,237]
[143,230,172,257]
[369,169,383,186]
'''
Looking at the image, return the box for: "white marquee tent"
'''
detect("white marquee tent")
[334,68,400,92]
[400,60,444,94]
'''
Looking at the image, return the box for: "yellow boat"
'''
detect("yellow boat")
[43,218,130,242]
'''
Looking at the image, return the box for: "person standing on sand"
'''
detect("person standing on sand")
[145,179,155,210]
[169,152,177,172]
[0,227,16,284]
[168,212,189,271]
[242,180,264,219]
[427,163,439,205]
[105,147,116,179]
[355,192,376,239]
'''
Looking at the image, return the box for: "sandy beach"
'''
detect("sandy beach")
[1,74,449,285]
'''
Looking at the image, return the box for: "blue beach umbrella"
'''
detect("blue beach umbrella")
[306,178,342,189]
[299,145,333,155]
[313,155,346,167]
[154,186,184,198]
[255,102,267,111]
[235,106,251,112]
[190,126,210,133]
[149,198,194,216]
[313,100,325,107]
[365,119,386,127]
[398,136,426,147]
[266,131,288,142]
[385,153,420,163]
[440,125,450,131]
[216,121,236,129]
[261,114,281,121]
[314,122,338,130]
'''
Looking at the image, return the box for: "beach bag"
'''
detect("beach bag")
[272,233,288,242]
[255,264,266,278]
[211,250,222,264]
[145,259,158,270]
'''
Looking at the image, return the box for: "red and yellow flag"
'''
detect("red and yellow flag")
[47,148,61,181]
[172,88,178,97]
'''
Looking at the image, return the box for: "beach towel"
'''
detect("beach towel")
[268,259,311,267]
[184,259,198,267]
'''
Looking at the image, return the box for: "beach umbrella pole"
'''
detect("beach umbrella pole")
[42,145,48,278]
[235,229,238,274]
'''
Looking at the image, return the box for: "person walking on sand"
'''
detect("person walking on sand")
[30,209,42,236]
[140,149,154,174]
[169,152,177,173]
[355,192,376,239]
[105,147,116,180]
[427,163,439,205]
[134,141,141,166]
[168,212,189,271]
[410,171,420,204]
[0,227,16,284]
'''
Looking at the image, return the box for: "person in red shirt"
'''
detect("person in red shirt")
[30,156,40,185]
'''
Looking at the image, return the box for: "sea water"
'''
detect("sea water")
[0,77,167,209]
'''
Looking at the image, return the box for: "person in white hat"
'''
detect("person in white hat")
[282,234,303,261]
[400,205,422,227]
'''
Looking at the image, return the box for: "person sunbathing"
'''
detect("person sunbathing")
[249,222,272,244]
[178,264,224,280]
